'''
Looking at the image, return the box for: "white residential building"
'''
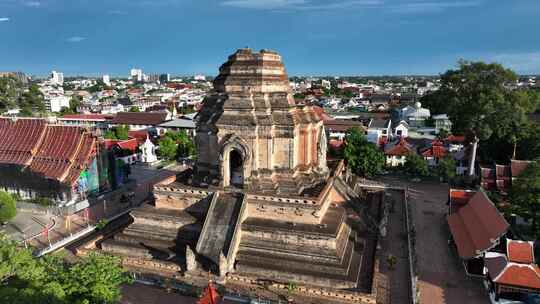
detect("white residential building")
[130,68,143,82]
[103,74,111,86]
[46,96,70,112]
[399,102,431,128]
[50,71,64,85]
[367,119,392,146]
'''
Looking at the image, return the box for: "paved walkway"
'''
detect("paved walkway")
[395,179,489,304]
[377,189,411,304]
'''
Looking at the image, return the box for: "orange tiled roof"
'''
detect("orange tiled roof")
[447,190,509,259]
[0,118,96,186]
[507,239,535,264]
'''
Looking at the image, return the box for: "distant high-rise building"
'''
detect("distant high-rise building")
[103,74,111,86]
[147,74,160,83]
[159,73,170,84]
[50,70,64,85]
[130,68,143,82]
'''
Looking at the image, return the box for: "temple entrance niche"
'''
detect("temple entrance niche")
[229,149,244,188]
[221,137,250,189]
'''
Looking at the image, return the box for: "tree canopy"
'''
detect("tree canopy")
[510,160,540,235]
[104,125,129,140]
[343,127,385,178]
[0,77,45,115]
[404,153,429,177]
[157,130,196,161]
[421,60,540,162]
[0,191,16,223]
[0,234,132,304]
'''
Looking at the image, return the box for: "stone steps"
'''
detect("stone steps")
[196,192,244,265]
[237,231,356,270]
[235,240,361,289]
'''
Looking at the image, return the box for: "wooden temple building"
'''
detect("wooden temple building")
[0,117,130,206]
[95,49,382,302]
[485,239,540,301]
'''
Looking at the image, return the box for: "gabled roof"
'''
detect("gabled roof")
[369,118,391,129]
[447,190,509,259]
[507,239,535,264]
[449,189,476,212]
[324,119,365,133]
[111,112,168,126]
[158,118,196,129]
[486,254,540,291]
[384,138,414,156]
[511,160,532,178]
[420,140,447,158]
[0,118,96,186]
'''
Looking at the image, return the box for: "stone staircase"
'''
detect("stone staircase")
[196,191,244,267]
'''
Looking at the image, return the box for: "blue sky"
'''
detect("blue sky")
[1,0,539,77]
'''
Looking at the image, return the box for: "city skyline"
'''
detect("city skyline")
[1,0,539,76]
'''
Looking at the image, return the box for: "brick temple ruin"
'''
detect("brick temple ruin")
[83,49,384,303]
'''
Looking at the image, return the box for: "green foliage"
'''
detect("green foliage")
[343,127,385,178]
[509,160,540,235]
[128,107,140,112]
[404,154,429,177]
[0,191,16,223]
[104,125,129,140]
[158,137,177,161]
[435,155,456,182]
[422,60,540,162]
[0,235,132,304]
[157,131,196,161]
[95,219,108,230]
[59,96,81,115]
[0,76,19,111]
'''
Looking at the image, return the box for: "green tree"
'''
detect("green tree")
[343,127,385,178]
[0,235,132,304]
[104,126,129,140]
[404,154,429,177]
[0,191,16,223]
[0,76,19,111]
[422,60,540,163]
[509,160,540,235]
[128,107,140,112]
[435,155,456,182]
[158,137,177,160]
[114,125,129,140]
[20,84,45,114]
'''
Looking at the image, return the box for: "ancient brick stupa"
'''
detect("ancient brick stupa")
[195,48,328,194]
[98,49,379,300]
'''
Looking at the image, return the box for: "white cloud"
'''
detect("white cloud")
[221,0,382,10]
[0,17,9,22]
[107,10,128,15]
[490,52,540,74]
[390,1,483,14]
[222,0,307,9]
[66,36,86,43]
[24,1,41,7]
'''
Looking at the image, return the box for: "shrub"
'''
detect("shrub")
[0,191,16,223]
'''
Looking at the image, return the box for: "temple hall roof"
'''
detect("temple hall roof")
[447,190,509,259]
[111,112,169,126]
[0,118,96,186]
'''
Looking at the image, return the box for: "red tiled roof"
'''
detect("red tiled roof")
[447,190,509,259]
[384,138,414,156]
[128,130,150,144]
[449,189,476,209]
[507,240,535,264]
[511,160,532,178]
[486,255,540,290]
[0,118,96,186]
[421,141,447,158]
[111,112,168,126]
[445,135,466,143]
[61,114,114,121]
[324,119,365,132]
[329,139,344,149]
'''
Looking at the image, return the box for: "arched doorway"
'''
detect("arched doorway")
[229,149,244,188]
